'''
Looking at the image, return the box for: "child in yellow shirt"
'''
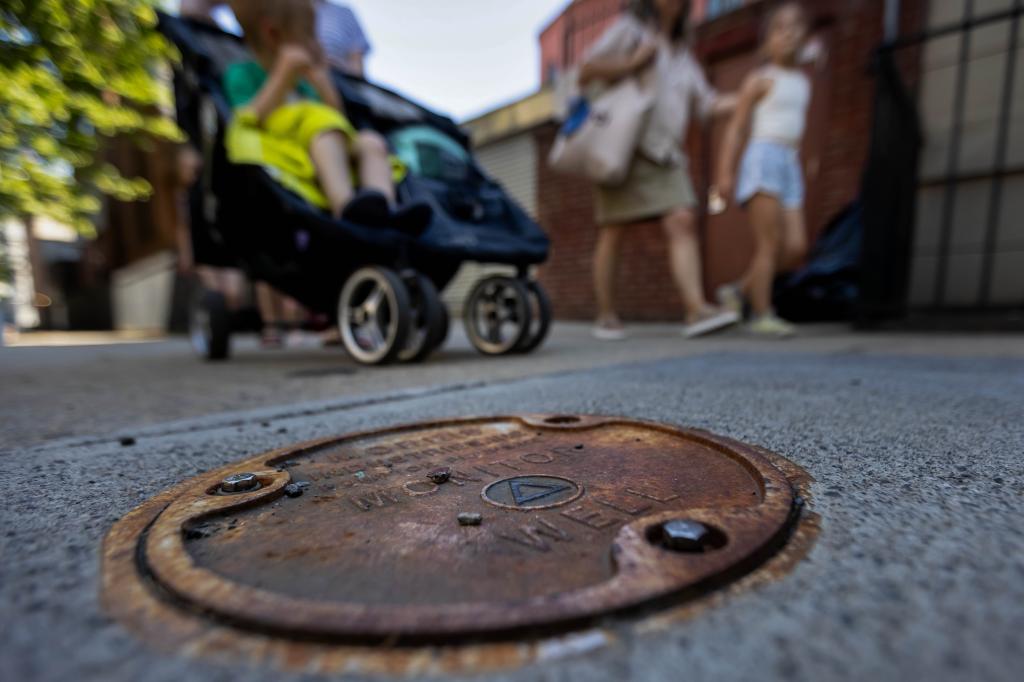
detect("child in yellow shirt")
[224,0,428,231]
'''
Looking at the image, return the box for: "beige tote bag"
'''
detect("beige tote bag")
[547,72,655,186]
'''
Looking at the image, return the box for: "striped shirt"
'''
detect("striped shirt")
[316,1,371,74]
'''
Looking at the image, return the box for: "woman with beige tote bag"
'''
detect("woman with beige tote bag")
[579,0,739,340]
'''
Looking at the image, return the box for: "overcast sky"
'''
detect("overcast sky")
[340,0,569,121]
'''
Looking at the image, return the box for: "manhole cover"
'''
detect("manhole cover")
[103,415,811,673]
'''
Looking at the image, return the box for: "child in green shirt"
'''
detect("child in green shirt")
[224,0,426,230]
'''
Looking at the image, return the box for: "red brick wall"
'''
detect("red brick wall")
[539,0,631,86]
[807,0,882,230]
[539,14,567,85]
[535,0,925,321]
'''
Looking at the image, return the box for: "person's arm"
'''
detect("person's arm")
[299,38,344,112]
[579,39,656,87]
[711,93,738,118]
[175,211,195,274]
[244,46,313,124]
[690,52,736,121]
[716,72,771,202]
[306,62,344,112]
[173,146,202,273]
[578,18,654,87]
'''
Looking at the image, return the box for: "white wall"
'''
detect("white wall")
[111,250,176,332]
[2,219,40,330]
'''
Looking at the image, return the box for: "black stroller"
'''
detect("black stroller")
[160,14,551,365]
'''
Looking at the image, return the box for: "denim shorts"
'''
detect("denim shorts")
[736,140,804,209]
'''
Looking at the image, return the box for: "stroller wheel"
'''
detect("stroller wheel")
[190,288,231,361]
[463,276,533,355]
[398,273,446,363]
[338,267,412,365]
[514,280,553,354]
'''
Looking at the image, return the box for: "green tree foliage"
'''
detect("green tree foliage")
[0,0,183,236]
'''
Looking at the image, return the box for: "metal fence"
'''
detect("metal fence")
[868,1,1024,320]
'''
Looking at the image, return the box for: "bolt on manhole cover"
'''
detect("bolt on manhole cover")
[102,415,814,675]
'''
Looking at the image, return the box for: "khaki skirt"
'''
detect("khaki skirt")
[594,154,697,225]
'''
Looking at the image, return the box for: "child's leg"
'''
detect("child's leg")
[309,131,355,218]
[280,295,305,327]
[742,194,784,316]
[256,282,283,346]
[214,268,246,311]
[777,208,808,273]
[354,131,396,204]
[256,283,282,323]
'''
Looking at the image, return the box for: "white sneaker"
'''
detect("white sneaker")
[682,309,740,338]
[747,312,796,338]
[716,283,744,318]
[593,324,627,341]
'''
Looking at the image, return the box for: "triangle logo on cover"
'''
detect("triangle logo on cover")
[508,479,571,506]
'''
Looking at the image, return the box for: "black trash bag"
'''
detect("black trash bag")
[774,202,863,322]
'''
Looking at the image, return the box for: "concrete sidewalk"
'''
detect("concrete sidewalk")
[3,322,1022,449]
[1,324,1022,681]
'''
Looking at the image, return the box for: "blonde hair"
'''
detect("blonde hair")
[229,0,316,50]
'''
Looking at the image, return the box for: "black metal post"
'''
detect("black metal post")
[978,0,1021,305]
[933,0,974,307]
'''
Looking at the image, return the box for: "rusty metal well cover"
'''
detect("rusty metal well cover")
[103,415,809,669]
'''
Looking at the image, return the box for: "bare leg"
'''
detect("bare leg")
[661,208,710,322]
[280,295,305,326]
[355,131,395,204]
[256,283,281,328]
[212,268,246,311]
[742,194,784,316]
[222,269,247,311]
[195,266,220,296]
[593,224,624,326]
[196,267,246,313]
[777,207,808,274]
[310,131,355,218]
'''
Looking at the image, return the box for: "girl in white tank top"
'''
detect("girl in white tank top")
[715,2,817,337]
[750,64,810,147]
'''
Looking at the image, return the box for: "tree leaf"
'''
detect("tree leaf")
[0,0,182,235]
